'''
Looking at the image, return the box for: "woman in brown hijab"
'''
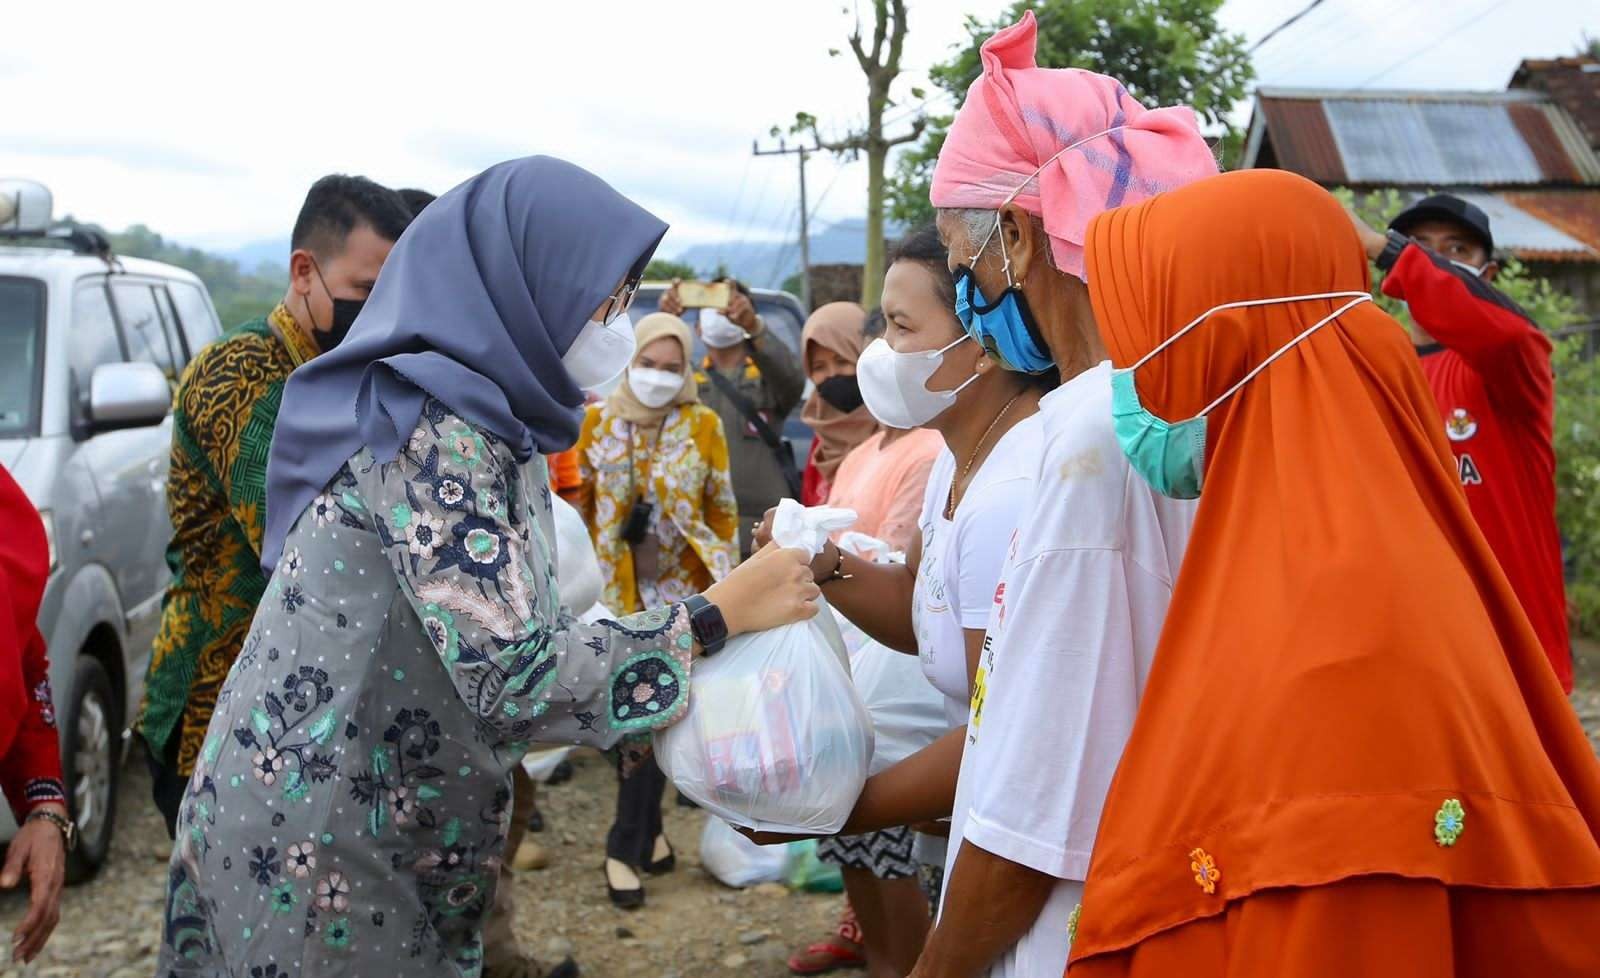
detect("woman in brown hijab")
[800,302,879,505]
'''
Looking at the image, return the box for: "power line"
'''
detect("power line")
[1350,0,1515,88]
[1250,0,1331,52]
[712,155,753,267]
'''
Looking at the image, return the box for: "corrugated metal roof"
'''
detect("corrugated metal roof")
[1256,99,1345,183]
[1501,190,1600,260]
[1249,88,1600,187]
[1325,99,1545,184]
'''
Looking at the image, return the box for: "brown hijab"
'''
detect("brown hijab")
[605,312,700,425]
[801,302,876,482]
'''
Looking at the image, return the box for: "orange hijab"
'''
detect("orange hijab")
[800,302,876,482]
[1073,170,1600,961]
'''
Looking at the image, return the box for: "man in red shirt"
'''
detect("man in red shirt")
[1352,194,1571,691]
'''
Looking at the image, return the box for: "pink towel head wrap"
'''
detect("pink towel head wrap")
[930,10,1219,279]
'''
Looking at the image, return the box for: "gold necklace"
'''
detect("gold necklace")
[945,392,1022,520]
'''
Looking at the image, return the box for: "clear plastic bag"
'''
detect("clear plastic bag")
[654,502,875,834]
[832,534,954,775]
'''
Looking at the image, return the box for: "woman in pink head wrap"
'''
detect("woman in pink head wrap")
[890,11,1218,978]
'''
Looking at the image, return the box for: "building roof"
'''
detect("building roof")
[1244,87,1600,188]
[1510,57,1600,152]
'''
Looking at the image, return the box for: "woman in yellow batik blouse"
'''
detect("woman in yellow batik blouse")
[573,310,738,908]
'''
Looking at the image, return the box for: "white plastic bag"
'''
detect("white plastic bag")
[655,501,875,834]
[699,816,789,888]
[831,534,954,775]
[552,494,603,615]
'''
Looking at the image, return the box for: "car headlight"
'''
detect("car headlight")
[37,509,57,572]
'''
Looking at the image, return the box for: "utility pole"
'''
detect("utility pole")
[752,138,812,311]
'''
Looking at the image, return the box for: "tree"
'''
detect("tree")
[785,0,925,308]
[886,0,1255,227]
[1342,188,1600,638]
[643,258,698,282]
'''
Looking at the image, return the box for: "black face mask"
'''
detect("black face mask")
[816,374,864,413]
[317,298,364,353]
[306,258,365,354]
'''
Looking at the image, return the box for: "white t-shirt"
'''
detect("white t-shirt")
[912,415,1042,725]
[940,362,1195,978]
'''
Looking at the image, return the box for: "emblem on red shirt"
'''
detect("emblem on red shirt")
[1445,408,1477,442]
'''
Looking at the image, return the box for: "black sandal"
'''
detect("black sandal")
[605,859,645,910]
[644,835,676,876]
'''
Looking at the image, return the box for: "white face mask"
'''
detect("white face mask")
[627,365,685,409]
[563,312,636,392]
[699,308,749,349]
[856,335,978,429]
[1450,259,1487,278]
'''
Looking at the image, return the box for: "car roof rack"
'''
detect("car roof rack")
[0,224,116,262]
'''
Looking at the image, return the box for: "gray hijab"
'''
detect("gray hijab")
[262,156,667,572]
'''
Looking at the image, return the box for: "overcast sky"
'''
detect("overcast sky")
[3,0,1593,262]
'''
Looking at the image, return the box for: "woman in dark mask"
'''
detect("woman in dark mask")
[799,303,878,506]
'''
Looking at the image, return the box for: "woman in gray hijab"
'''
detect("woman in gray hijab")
[155,156,820,978]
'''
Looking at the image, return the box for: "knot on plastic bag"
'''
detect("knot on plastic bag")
[770,499,857,557]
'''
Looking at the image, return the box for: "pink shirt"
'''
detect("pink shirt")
[825,428,943,553]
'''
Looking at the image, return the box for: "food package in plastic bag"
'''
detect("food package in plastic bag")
[831,534,955,775]
[699,816,789,888]
[655,501,875,834]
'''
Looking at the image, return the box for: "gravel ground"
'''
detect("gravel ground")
[5,638,1599,978]
[0,749,842,978]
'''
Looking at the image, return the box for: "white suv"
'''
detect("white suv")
[0,180,222,879]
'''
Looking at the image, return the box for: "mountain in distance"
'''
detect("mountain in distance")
[667,217,906,289]
[220,237,291,274]
[203,218,906,291]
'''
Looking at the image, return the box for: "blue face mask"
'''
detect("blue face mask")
[948,125,1134,376]
[953,266,1054,374]
[1112,292,1373,499]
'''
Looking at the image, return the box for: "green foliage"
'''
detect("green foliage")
[1340,188,1600,637]
[643,258,698,282]
[886,0,1255,226]
[93,222,284,328]
[780,271,805,297]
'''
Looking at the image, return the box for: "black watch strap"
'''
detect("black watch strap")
[682,594,729,657]
[1376,228,1410,272]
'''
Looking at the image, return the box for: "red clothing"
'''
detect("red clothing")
[0,464,66,820]
[801,440,829,506]
[1380,243,1571,691]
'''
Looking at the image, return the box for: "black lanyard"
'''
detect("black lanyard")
[627,414,672,502]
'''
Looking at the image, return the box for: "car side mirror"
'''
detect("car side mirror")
[88,362,171,432]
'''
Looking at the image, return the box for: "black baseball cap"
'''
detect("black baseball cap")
[1389,194,1494,254]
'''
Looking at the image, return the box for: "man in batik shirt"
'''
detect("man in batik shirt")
[137,175,411,833]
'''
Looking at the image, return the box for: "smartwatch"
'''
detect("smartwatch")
[682,594,729,657]
[1376,228,1410,272]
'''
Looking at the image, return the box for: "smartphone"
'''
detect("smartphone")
[678,281,732,309]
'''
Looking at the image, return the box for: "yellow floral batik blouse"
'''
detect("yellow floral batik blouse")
[573,403,739,614]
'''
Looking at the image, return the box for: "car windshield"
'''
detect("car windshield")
[0,276,45,437]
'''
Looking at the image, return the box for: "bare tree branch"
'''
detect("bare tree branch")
[870,0,889,67]
[883,117,927,147]
[847,28,872,75]
[885,0,908,75]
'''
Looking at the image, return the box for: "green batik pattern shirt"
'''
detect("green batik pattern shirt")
[138,305,314,774]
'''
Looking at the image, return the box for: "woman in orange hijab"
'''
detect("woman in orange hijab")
[1070,169,1600,976]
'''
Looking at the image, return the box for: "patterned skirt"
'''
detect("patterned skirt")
[816,824,918,880]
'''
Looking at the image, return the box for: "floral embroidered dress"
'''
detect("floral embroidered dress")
[572,402,738,614]
[157,399,695,978]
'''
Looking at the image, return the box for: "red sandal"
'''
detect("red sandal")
[787,907,866,975]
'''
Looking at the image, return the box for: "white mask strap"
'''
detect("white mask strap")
[1197,295,1371,417]
[968,125,1132,273]
[1129,291,1373,372]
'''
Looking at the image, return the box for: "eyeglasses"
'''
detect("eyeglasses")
[598,277,642,326]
